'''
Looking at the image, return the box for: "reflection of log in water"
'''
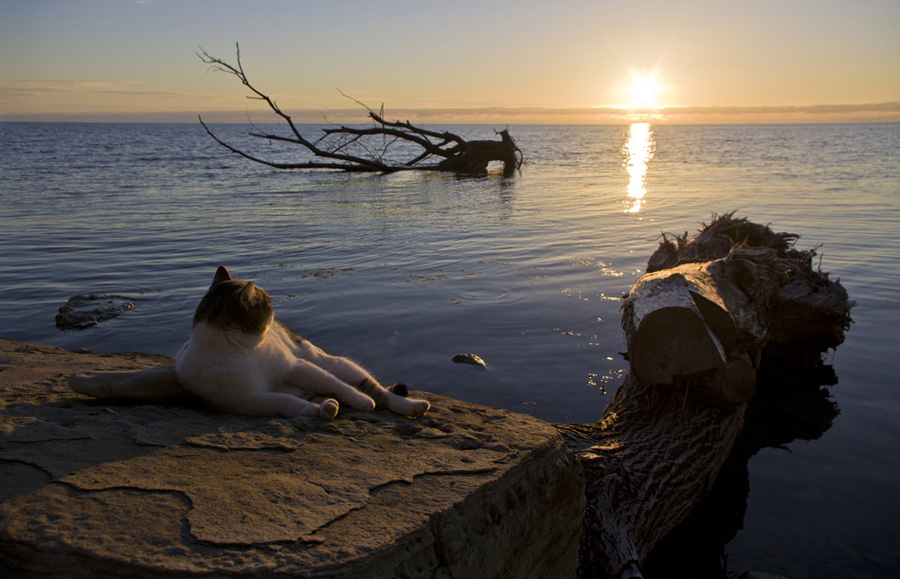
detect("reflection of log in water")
[642,358,840,578]
[557,212,854,579]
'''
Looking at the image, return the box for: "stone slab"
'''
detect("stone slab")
[0,339,584,578]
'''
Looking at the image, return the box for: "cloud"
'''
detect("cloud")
[0,79,139,94]
[281,103,900,125]
[369,102,900,124]
[0,79,195,99]
[0,79,235,116]
[660,102,900,115]
[393,102,900,117]
[1,79,897,124]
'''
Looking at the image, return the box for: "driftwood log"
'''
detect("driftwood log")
[642,356,842,576]
[197,44,523,175]
[557,213,853,578]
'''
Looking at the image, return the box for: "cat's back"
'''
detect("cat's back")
[176,321,297,375]
[176,322,252,377]
[175,266,297,391]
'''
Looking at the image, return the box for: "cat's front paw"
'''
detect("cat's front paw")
[407,398,430,419]
[318,398,339,420]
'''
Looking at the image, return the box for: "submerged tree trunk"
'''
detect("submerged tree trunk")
[435,130,521,174]
[197,45,523,175]
[557,212,854,578]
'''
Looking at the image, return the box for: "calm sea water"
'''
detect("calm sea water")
[1,121,898,577]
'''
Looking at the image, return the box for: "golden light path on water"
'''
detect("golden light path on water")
[622,122,655,213]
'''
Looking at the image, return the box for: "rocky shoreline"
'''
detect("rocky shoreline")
[0,339,584,578]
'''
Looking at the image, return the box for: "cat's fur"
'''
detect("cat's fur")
[175,266,430,419]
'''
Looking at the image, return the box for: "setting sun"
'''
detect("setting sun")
[623,73,663,109]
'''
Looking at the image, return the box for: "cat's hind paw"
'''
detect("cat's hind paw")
[318,398,339,420]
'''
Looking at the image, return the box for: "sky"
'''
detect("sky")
[2,0,899,124]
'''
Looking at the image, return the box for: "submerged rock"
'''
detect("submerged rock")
[0,339,583,578]
[55,293,137,330]
[451,353,487,367]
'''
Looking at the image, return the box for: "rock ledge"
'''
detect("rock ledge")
[0,339,584,578]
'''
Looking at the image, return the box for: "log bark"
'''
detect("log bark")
[559,374,747,579]
[641,357,841,575]
[557,212,854,578]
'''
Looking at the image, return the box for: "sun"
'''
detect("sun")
[623,73,663,109]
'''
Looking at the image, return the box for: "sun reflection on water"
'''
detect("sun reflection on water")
[622,123,655,213]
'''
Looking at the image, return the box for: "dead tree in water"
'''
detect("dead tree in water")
[557,212,854,578]
[197,45,523,175]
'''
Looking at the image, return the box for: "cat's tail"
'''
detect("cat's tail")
[385,383,429,418]
[359,379,429,418]
[388,382,409,397]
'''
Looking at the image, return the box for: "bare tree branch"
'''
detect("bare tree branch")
[197,44,522,174]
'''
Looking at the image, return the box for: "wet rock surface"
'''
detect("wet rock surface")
[0,339,584,578]
[55,294,138,330]
[451,352,487,367]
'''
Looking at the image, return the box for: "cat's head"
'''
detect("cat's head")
[192,266,274,334]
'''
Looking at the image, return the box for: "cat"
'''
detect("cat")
[174,266,430,420]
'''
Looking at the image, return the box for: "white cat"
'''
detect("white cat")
[175,266,430,420]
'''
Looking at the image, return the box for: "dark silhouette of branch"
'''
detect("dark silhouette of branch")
[197,44,522,174]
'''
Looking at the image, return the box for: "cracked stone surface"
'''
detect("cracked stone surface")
[0,339,584,578]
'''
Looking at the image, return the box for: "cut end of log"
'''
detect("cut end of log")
[630,305,728,386]
[625,268,737,387]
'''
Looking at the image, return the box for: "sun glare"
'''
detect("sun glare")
[623,123,655,213]
[624,73,663,109]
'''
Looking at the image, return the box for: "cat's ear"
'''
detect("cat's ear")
[239,281,256,308]
[212,266,232,287]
